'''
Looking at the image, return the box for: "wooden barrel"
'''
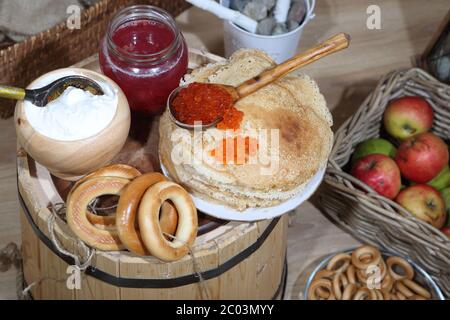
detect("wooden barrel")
[16,49,288,300]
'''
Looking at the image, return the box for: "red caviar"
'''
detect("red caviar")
[210,136,258,165]
[172,82,243,129]
[217,106,244,130]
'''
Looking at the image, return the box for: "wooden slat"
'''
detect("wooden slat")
[166,240,220,300]
[215,223,258,299]
[255,215,288,299]
[76,252,121,300]
[19,209,41,299]
[17,155,40,222]
[36,208,75,300]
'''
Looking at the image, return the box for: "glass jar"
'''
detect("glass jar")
[99,5,188,114]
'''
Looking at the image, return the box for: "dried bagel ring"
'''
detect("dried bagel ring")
[395,280,414,298]
[72,164,141,227]
[327,293,336,300]
[138,181,198,262]
[316,287,331,299]
[356,268,369,284]
[378,258,387,280]
[346,264,356,284]
[351,246,381,270]
[66,176,130,251]
[313,269,335,281]
[333,272,349,300]
[409,294,427,300]
[402,279,431,299]
[307,278,333,300]
[396,291,407,300]
[357,259,387,286]
[341,283,357,300]
[381,273,394,292]
[381,289,392,300]
[115,172,177,256]
[86,214,116,227]
[374,289,384,300]
[312,269,335,298]
[366,289,377,300]
[326,253,351,273]
[72,164,141,191]
[353,287,370,300]
[386,256,414,281]
[360,255,373,263]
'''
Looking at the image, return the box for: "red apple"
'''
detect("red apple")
[351,154,401,199]
[442,226,450,239]
[395,132,449,184]
[396,185,446,229]
[383,96,434,140]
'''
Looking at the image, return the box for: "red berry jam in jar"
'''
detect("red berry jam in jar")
[99,5,188,114]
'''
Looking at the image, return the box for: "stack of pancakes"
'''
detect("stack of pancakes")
[159,49,333,211]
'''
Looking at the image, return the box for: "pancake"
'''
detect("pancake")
[159,49,333,210]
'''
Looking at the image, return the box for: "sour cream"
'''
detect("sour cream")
[24,72,118,141]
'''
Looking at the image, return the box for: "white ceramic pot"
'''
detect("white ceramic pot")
[221,0,315,63]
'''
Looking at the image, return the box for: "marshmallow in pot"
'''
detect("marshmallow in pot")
[15,68,130,181]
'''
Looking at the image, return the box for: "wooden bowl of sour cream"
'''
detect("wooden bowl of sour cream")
[15,68,130,181]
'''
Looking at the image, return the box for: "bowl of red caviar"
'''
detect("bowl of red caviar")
[168,82,244,130]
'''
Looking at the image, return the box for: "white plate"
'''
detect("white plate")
[160,163,326,222]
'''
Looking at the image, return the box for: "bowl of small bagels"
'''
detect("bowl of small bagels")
[304,245,444,300]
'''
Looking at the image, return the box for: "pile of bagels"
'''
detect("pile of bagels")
[65,164,198,262]
[307,245,432,300]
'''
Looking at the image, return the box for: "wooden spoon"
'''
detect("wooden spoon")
[168,32,350,129]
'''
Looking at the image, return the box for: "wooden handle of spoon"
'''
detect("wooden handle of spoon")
[0,85,26,100]
[236,33,351,98]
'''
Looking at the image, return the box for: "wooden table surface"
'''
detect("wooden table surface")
[0,0,448,300]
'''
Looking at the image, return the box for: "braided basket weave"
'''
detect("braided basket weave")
[320,68,450,298]
[0,0,191,118]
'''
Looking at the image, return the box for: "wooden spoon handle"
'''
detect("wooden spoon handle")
[236,33,351,98]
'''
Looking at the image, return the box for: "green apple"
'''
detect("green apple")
[427,165,450,190]
[441,187,450,227]
[351,138,396,164]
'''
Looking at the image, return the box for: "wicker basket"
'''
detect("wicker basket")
[320,68,450,298]
[0,0,191,118]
